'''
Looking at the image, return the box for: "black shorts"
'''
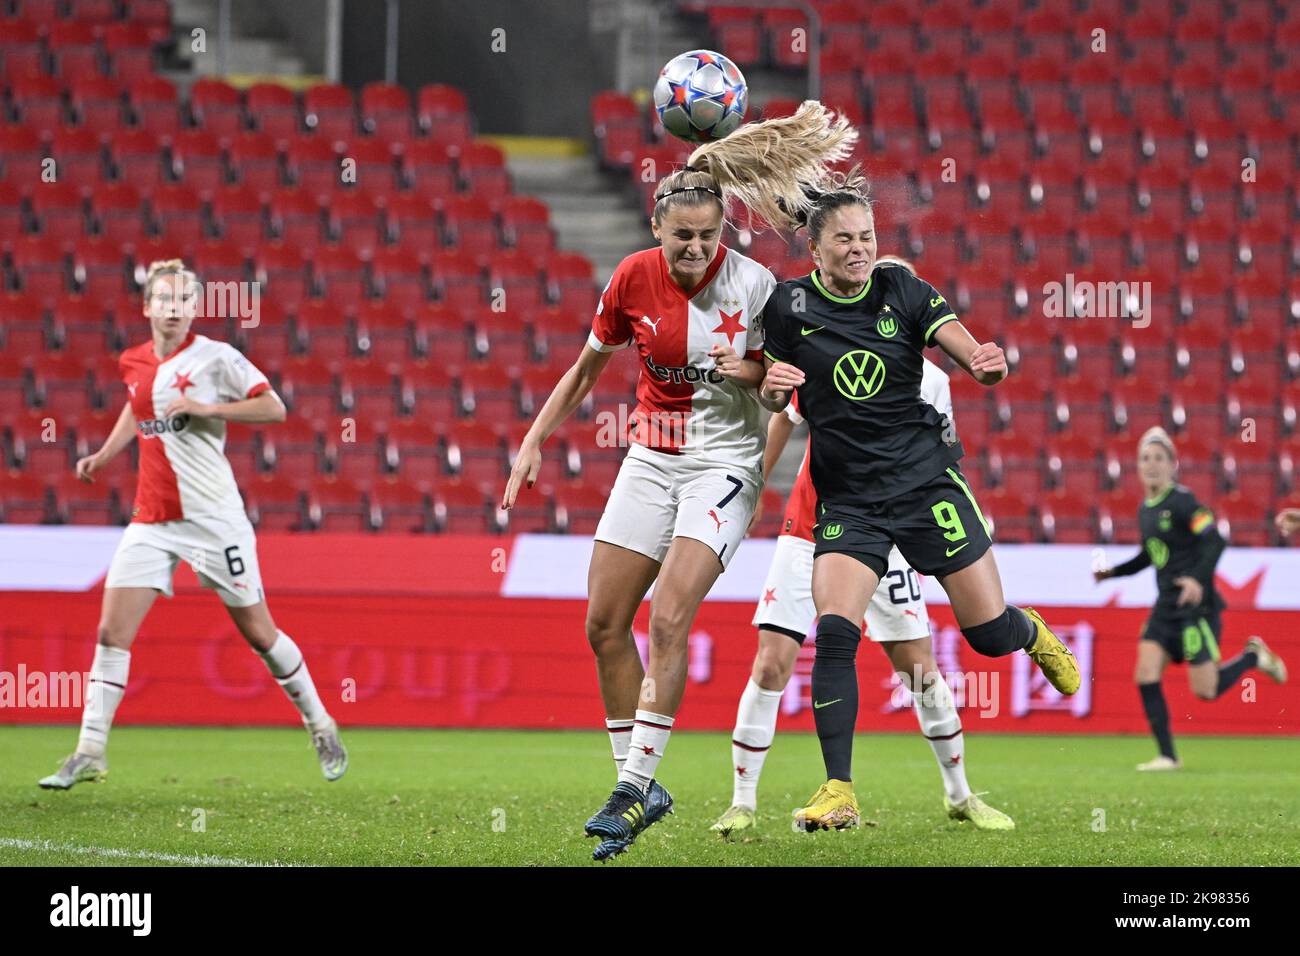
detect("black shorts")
[812,465,993,579]
[1140,607,1223,665]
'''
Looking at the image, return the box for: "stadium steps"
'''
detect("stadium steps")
[170,0,311,78]
[507,153,646,285]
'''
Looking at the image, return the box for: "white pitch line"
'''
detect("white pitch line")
[0,837,300,867]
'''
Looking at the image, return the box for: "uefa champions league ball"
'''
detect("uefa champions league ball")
[653,50,748,144]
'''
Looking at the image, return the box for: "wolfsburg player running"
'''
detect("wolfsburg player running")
[1093,427,1287,771]
[759,189,1080,831]
[713,262,1011,836]
[503,102,856,861]
[39,260,346,790]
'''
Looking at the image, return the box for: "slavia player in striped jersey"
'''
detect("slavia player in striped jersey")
[713,257,1013,836]
[39,260,347,790]
[502,102,857,860]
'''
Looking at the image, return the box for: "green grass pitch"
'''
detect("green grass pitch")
[2,726,1296,866]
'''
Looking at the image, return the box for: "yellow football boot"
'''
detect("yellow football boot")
[793,779,859,831]
[1023,607,1081,695]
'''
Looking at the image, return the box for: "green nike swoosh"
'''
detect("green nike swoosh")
[801,325,824,336]
[930,296,944,308]
[945,543,969,557]
[813,698,842,709]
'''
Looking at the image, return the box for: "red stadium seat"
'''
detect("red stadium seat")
[327,190,384,260]
[127,75,179,139]
[369,247,427,314]
[189,77,245,141]
[302,83,356,144]
[87,182,143,247]
[360,82,412,141]
[285,134,341,202]
[68,75,124,136]
[457,142,510,201]
[245,83,300,143]
[210,184,267,255]
[268,187,324,254]
[108,127,165,194]
[416,84,471,148]
[103,21,154,80]
[169,128,226,198]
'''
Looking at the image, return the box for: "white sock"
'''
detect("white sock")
[619,709,673,792]
[259,631,328,728]
[606,717,633,779]
[731,678,784,809]
[912,673,971,804]
[77,645,131,758]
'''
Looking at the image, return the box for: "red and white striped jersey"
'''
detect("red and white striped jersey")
[780,358,954,541]
[588,245,774,470]
[118,332,276,523]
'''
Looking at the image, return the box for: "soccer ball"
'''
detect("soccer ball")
[653,50,748,144]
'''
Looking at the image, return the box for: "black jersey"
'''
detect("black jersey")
[1112,484,1226,614]
[761,265,964,504]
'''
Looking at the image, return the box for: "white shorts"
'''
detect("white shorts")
[751,535,930,643]
[104,511,265,607]
[593,442,761,570]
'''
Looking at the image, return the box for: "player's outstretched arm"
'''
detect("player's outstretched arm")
[933,321,1007,386]
[164,390,286,424]
[502,343,614,509]
[75,402,137,482]
[758,357,803,413]
[1094,549,1152,582]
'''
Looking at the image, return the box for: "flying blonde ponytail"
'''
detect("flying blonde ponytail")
[685,100,861,231]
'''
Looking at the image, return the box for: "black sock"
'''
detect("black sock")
[961,605,1037,657]
[811,614,861,782]
[1138,682,1176,759]
[1215,650,1258,698]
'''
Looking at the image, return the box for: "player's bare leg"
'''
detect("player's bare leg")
[39,587,156,789]
[1134,640,1178,770]
[587,536,718,859]
[795,553,874,830]
[585,541,661,735]
[713,628,800,834]
[227,600,346,781]
[583,541,671,855]
[884,637,1013,830]
[939,551,1079,695]
[624,535,724,778]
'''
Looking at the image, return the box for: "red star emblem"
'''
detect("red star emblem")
[639,745,656,755]
[172,371,195,394]
[948,755,962,766]
[763,588,777,606]
[712,308,745,337]
[736,766,747,777]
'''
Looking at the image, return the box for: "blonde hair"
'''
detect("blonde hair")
[142,259,200,299]
[654,100,862,231]
[876,254,916,276]
[1139,426,1177,461]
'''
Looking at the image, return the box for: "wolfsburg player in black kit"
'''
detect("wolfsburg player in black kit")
[758,182,1081,830]
[1094,427,1288,771]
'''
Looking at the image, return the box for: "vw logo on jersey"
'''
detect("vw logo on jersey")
[832,349,887,401]
[876,315,898,338]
